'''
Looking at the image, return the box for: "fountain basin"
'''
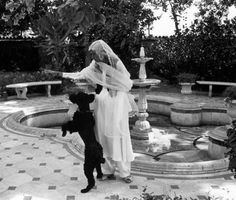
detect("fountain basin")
[2,97,233,179]
[3,105,69,137]
[20,109,69,128]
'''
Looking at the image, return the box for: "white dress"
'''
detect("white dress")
[62,57,137,163]
[94,87,134,162]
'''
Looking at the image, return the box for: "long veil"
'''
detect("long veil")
[81,40,138,114]
[80,40,133,92]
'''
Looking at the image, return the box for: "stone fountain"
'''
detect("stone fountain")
[131,44,161,152]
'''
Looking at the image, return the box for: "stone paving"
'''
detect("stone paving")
[0,93,235,200]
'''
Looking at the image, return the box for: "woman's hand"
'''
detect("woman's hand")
[42,69,63,77]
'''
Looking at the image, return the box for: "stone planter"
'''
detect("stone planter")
[179,83,195,94]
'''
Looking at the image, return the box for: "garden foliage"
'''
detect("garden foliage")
[0,0,236,85]
[0,39,40,72]
[146,15,236,83]
[176,73,197,83]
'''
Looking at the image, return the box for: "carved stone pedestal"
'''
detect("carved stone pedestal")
[131,112,152,152]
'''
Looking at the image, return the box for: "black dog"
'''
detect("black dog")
[62,92,105,193]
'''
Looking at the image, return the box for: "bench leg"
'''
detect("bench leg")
[209,85,212,97]
[46,85,51,97]
[15,87,28,99]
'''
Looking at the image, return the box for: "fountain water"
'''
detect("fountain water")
[131,45,161,152]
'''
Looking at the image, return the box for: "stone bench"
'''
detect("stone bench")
[196,81,236,97]
[6,81,62,99]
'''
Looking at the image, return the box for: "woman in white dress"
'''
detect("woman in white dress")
[47,40,137,183]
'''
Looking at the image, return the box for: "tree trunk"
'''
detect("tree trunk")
[169,2,180,36]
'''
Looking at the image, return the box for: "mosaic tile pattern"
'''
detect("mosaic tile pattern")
[0,95,235,200]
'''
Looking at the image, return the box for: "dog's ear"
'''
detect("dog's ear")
[88,94,95,103]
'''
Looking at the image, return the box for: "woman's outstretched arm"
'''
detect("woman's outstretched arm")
[43,69,84,80]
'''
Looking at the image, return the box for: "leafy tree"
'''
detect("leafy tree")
[180,0,236,82]
[2,0,105,70]
[87,0,156,77]
[194,0,236,21]
[1,0,49,36]
[35,0,105,70]
[149,0,193,35]
[194,0,230,23]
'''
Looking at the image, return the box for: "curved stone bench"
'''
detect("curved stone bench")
[201,105,229,125]
[170,103,202,126]
[146,95,230,126]
[6,81,62,99]
[147,95,181,116]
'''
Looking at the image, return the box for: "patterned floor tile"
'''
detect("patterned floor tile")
[0,95,235,200]
[1,141,22,148]
[61,166,82,177]
[8,186,17,190]
[32,177,40,181]
[2,173,32,187]
[129,185,138,189]
[23,196,32,200]
[70,177,78,181]
[24,166,54,178]
[0,182,8,193]
[48,186,56,190]
[40,173,70,186]
[170,185,180,189]
[66,196,75,200]
[0,166,19,178]
[146,176,155,180]
[211,185,220,189]
[73,162,80,165]
[39,163,47,166]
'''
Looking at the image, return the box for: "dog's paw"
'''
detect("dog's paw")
[80,184,95,193]
[62,131,67,137]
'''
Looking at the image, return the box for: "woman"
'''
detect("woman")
[47,40,137,183]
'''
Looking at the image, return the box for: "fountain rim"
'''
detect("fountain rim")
[132,79,161,87]
[131,57,153,62]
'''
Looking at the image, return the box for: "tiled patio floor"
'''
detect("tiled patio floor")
[0,93,235,200]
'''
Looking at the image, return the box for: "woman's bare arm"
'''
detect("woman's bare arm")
[43,69,84,80]
[43,69,63,77]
